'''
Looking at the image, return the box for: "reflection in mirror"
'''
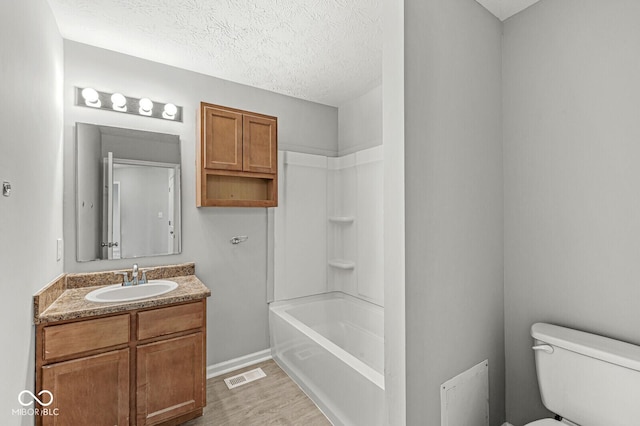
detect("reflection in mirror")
[76,123,181,262]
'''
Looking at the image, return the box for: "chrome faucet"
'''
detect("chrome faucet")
[114,263,147,286]
[132,264,139,286]
[114,271,131,286]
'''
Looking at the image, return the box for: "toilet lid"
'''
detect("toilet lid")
[525,419,560,426]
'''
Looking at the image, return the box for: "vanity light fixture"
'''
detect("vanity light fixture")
[138,98,154,116]
[81,87,101,108]
[74,87,182,122]
[111,93,127,112]
[163,103,178,120]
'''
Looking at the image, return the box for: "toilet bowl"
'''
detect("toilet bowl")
[525,419,577,426]
[525,420,562,426]
[525,323,640,426]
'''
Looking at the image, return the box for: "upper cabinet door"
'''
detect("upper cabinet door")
[243,114,277,174]
[202,105,243,171]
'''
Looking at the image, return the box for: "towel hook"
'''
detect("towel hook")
[230,235,249,245]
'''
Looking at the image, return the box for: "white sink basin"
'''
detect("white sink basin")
[85,280,178,303]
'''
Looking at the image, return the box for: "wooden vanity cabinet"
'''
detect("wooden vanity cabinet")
[135,302,206,425]
[35,300,206,426]
[197,102,278,207]
[136,333,204,425]
[41,349,130,426]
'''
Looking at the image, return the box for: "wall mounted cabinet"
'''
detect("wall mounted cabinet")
[197,102,278,207]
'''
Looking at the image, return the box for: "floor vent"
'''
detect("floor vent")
[224,367,267,390]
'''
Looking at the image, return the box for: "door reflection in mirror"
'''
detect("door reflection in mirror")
[76,123,181,262]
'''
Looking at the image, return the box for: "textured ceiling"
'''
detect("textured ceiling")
[47,0,382,106]
[475,0,541,21]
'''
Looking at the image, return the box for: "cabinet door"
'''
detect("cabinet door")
[40,349,129,426]
[136,333,204,425]
[243,114,277,174]
[202,105,243,171]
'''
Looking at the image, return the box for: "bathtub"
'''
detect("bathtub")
[269,292,384,426]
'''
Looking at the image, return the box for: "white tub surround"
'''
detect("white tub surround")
[327,146,384,305]
[273,152,328,301]
[273,147,384,306]
[270,292,384,426]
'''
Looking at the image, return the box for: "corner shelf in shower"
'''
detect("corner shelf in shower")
[328,259,356,270]
[328,216,355,224]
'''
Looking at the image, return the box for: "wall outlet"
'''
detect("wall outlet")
[56,238,63,261]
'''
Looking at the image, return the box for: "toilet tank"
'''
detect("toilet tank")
[531,323,640,426]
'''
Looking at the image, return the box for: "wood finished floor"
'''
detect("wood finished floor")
[182,359,331,426]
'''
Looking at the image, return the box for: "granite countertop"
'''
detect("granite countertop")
[34,263,211,324]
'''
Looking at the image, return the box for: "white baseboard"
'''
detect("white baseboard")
[206,349,272,379]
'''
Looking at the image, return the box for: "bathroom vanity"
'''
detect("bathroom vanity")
[33,263,210,426]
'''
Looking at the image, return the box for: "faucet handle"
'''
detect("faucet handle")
[140,270,148,284]
[114,272,130,286]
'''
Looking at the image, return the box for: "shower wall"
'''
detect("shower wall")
[327,146,384,305]
[274,151,328,301]
[273,147,384,306]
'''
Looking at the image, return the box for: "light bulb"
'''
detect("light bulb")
[162,103,178,119]
[111,93,127,111]
[139,98,153,115]
[81,87,100,107]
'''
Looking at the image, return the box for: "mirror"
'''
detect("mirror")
[76,123,181,262]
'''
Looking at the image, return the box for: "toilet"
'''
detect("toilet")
[526,323,640,426]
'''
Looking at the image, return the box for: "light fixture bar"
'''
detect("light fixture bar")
[75,87,183,122]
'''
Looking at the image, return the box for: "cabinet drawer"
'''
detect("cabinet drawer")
[43,315,130,361]
[138,302,204,340]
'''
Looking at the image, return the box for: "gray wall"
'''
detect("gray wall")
[0,1,63,424]
[63,41,338,366]
[405,0,504,424]
[338,84,382,155]
[503,1,640,424]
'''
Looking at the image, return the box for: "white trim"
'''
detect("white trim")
[502,423,515,426]
[328,152,355,170]
[278,143,337,158]
[337,139,382,157]
[355,144,384,165]
[282,151,328,168]
[206,349,272,379]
